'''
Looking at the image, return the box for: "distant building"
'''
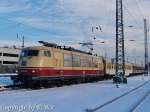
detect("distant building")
[0,47,21,65]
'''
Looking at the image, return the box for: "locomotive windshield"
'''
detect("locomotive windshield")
[21,50,39,57]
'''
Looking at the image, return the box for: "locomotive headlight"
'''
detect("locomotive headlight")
[32,70,36,73]
[16,70,18,73]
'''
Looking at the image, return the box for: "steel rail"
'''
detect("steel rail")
[85,80,150,112]
[129,89,150,112]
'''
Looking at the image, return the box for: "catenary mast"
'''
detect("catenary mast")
[114,0,126,83]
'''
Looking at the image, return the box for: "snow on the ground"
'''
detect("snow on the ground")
[0,76,14,86]
[0,73,16,86]
[0,73,17,76]
[0,75,149,112]
[96,78,150,112]
[134,92,150,112]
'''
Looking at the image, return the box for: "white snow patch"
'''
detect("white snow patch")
[0,75,149,112]
[0,73,16,86]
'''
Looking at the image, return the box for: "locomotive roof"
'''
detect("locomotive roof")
[23,46,103,58]
[38,41,93,55]
[23,46,51,50]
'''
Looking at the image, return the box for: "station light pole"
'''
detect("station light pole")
[144,19,149,75]
[127,23,148,69]
[22,36,25,48]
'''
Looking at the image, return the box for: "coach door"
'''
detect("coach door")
[98,58,104,76]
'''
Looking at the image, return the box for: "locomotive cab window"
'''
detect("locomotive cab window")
[21,50,39,57]
[43,51,51,57]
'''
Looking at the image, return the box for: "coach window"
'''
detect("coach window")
[93,59,98,68]
[73,55,80,67]
[88,58,92,67]
[64,54,72,67]
[44,51,51,57]
[81,57,87,67]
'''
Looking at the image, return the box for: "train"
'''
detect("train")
[11,41,145,88]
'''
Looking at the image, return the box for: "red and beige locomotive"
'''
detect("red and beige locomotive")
[11,41,145,87]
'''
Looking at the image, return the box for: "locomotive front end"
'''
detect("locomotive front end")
[12,47,54,84]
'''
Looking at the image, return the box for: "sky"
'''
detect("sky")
[0,0,149,64]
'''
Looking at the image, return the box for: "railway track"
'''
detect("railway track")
[85,80,150,112]
[0,82,31,93]
[130,88,150,112]
[0,76,105,93]
[0,84,39,95]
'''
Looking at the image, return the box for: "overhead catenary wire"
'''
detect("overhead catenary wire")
[0,16,85,36]
[58,0,99,44]
[0,1,147,46]
[0,0,87,37]
[0,17,79,46]
[0,1,129,39]
[123,4,143,30]
[134,0,145,19]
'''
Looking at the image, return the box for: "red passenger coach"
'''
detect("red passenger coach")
[132,65,145,75]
